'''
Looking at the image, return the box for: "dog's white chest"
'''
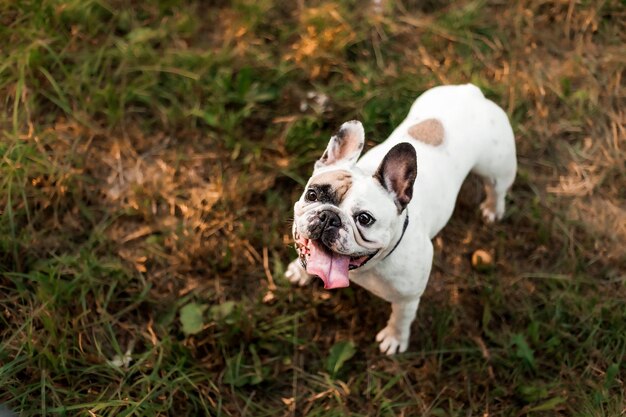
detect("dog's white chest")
[350,231,434,303]
[349,268,395,300]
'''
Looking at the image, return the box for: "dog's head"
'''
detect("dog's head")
[292,121,417,289]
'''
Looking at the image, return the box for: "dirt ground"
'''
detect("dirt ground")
[1,0,624,415]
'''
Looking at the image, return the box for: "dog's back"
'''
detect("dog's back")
[357,84,516,236]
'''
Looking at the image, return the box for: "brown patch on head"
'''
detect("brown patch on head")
[408,118,444,146]
[308,170,353,205]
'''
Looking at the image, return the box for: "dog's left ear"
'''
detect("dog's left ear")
[314,120,365,171]
[374,143,417,211]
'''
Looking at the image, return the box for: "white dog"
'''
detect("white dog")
[286,84,517,355]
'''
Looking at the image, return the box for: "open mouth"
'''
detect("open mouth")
[294,237,377,289]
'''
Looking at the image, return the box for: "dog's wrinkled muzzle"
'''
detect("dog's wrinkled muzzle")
[294,221,377,290]
[307,210,341,240]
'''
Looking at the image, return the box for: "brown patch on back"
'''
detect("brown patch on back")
[408,118,444,146]
[309,170,353,205]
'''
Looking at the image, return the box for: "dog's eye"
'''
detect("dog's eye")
[305,189,318,202]
[355,212,375,226]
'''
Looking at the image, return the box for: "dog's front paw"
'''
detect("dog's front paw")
[375,326,409,355]
[285,259,313,286]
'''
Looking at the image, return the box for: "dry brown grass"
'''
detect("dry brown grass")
[1,0,625,415]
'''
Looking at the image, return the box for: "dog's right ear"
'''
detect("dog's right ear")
[314,121,365,172]
[374,142,417,212]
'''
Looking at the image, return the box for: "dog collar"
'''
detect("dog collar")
[383,210,409,260]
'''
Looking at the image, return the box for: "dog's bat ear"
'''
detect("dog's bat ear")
[374,142,417,212]
[314,121,365,171]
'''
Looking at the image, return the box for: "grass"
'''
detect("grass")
[1,0,625,415]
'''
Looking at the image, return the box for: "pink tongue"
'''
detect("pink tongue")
[306,241,351,289]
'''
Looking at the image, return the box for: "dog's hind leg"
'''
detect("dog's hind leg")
[472,147,516,223]
[474,159,516,223]
[478,174,513,223]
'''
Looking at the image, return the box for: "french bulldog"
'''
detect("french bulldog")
[286,84,517,355]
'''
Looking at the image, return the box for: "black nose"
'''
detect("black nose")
[307,210,342,240]
[319,210,341,229]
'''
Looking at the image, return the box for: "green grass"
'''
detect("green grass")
[1,0,625,416]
